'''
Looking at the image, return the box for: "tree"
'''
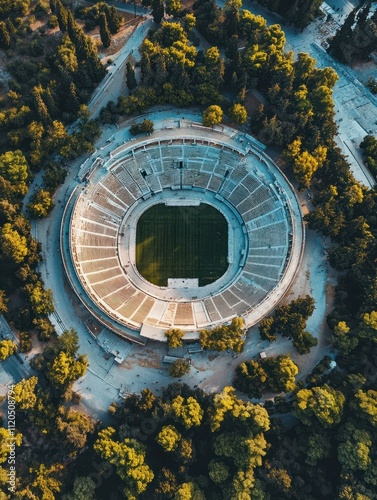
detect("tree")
[263,354,299,393]
[17,463,63,499]
[202,105,223,127]
[0,223,28,263]
[46,351,88,390]
[210,386,270,433]
[229,103,247,125]
[0,290,8,314]
[27,189,54,218]
[152,0,164,24]
[156,424,181,452]
[183,13,196,33]
[169,358,191,377]
[0,21,11,49]
[175,482,205,500]
[62,477,96,500]
[305,432,331,466]
[199,317,245,352]
[94,427,154,497]
[0,150,29,198]
[171,395,203,428]
[294,384,345,427]
[56,407,95,451]
[107,5,122,34]
[208,460,230,484]
[33,317,56,341]
[24,281,54,316]
[165,328,184,348]
[99,12,111,49]
[234,360,267,398]
[126,61,137,91]
[338,424,372,471]
[0,339,17,360]
[353,389,377,427]
[165,0,181,16]
[14,376,38,410]
[258,316,276,342]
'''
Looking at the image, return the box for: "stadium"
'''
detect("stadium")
[61,120,304,344]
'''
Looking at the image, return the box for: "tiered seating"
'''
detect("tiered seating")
[68,138,297,333]
[80,257,119,274]
[105,285,135,309]
[87,267,124,285]
[113,164,142,199]
[131,297,156,323]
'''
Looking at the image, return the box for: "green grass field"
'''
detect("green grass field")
[136,203,228,286]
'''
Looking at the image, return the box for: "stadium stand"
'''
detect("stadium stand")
[65,135,303,339]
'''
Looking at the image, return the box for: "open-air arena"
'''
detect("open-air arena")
[61,118,304,344]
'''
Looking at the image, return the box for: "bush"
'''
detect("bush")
[169,359,191,377]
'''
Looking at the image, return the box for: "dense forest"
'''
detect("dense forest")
[1,0,377,499]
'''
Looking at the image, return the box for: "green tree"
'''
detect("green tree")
[46,352,87,390]
[305,432,331,465]
[229,103,247,124]
[175,482,205,500]
[165,0,181,16]
[258,316,276,342]
[14,376,38,410]
[199,317,245,352]
[152,0,164,24]
[169,358,191,377]
[62,477,96,500]
[126,61,137,91]
[353,389,377,427]
[0,150,29,198]
[338,424,372,471]
[171,395,204,428]
[27,189,54,218]
[165,328,184,348]
[208,460,229,483]
[202,105,223,127]
[99,12,111,48]
[0,290,8,314]
[0,339,17,360]
[24,281,54,315]
[0,21,11,49]
[94,427,154,497]
[294,384,345,427]
[234,360,267,398]
[0,223,28,263]
[183,13,196,33]
[156,424,181,452]
[56,407,95,451]
[263,354,299,393]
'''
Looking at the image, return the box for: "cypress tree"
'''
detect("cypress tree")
[152,0,164,24]
[56,0,68,32]
[107,6,121,34]
[99,12,111,49]
[126,62,137,91]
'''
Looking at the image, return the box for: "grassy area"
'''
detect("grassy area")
[136,203,228,286]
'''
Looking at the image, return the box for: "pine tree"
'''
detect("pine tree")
[126,62,137,91]
[99,12,112,49]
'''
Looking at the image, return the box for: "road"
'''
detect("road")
[89,16,153,119]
